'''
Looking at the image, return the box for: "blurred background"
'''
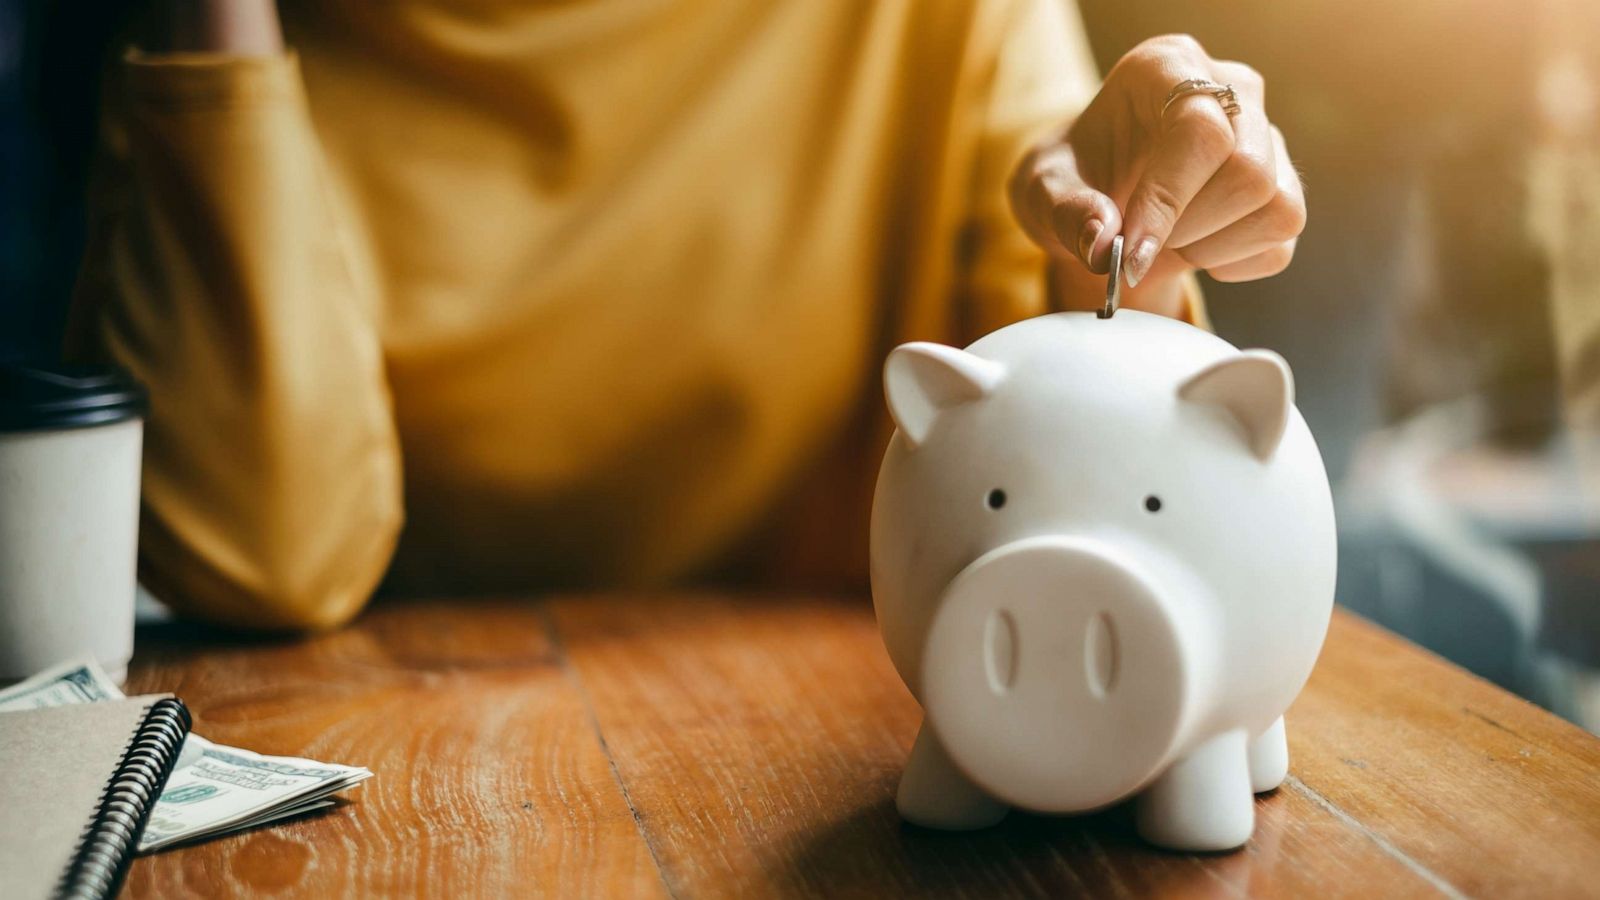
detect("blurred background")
[3,0,1599,730]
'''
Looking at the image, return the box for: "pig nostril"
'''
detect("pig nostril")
[1085,612,1118,699]
[983,609,1018,695]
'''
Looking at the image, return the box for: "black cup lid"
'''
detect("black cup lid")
[0,363,147,432]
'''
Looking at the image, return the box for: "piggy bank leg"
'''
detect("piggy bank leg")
[1134,729,1253,851]
[896,721,1008,830]
[1248,717,1289,793]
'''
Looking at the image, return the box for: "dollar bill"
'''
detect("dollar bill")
[0,659,372,852]
[136,734,371,850]
[0,659,121,709]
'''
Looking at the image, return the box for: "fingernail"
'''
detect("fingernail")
[1077,219,1104,267]
[1124,236,1159,287]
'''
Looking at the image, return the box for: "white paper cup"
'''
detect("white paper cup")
[0,365,145,685]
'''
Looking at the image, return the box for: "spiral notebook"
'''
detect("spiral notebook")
[0,695,191,900]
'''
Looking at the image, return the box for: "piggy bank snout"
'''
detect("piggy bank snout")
[920,536,1197,813]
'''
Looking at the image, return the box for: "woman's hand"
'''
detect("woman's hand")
[1009,35,1306,316]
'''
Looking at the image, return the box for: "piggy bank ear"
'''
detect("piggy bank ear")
[1178,350,1295,461]
[884,343,1005,448]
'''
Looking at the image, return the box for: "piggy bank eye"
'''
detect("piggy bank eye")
[1144,495,1162,513]
[986,488,1007,510]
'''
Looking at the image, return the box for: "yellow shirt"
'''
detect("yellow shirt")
[71,0,1126,629]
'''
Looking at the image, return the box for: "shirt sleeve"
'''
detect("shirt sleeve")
[66,51,402,630]
[956,0,1208,339]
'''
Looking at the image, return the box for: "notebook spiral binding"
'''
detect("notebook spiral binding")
[54,697,192,900]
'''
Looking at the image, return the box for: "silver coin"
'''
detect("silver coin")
[1099,234,1123,319]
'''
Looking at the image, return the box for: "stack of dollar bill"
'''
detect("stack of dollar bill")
[0,660,373,852]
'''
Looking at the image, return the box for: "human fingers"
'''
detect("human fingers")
[1118,36,1237,287]
[1175,126,1306,271]
[1204,239,1298,282]
[1008,140,1123,272]
[1165,61,1276,248]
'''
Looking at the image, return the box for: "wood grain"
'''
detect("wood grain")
[1287,613,1600,900]
[122,596,1600,898]
[123,598,665,899]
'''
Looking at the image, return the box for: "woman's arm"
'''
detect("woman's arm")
[68,5,403,630]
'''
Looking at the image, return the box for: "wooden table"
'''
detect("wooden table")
[124,595,1600,898]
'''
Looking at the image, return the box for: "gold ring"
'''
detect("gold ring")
[1162,78,1241,119]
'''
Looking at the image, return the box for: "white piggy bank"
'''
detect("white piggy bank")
[870,310,1336,852]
